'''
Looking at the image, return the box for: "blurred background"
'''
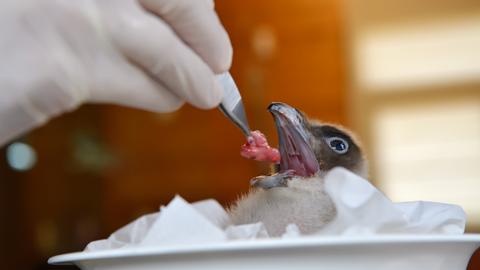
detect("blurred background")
[1,0,479,269]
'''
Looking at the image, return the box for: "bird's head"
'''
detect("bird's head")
[269,102,368,178]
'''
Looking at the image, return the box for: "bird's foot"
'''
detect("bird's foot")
[250,170,296,189]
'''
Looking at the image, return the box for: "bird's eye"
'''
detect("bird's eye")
[325,137,349,154]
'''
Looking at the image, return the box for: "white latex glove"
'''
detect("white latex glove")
[0,0,232,145]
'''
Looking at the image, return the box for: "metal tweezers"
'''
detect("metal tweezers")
[216,72,251,137]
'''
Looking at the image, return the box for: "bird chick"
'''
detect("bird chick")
[228,102,368,237]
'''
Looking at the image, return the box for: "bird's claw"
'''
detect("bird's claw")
[250,170,296,189]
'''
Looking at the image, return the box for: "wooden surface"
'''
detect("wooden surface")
[468,248,480,269]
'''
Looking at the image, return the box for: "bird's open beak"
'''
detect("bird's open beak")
[268,102,319,177]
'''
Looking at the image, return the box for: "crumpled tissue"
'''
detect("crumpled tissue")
[85,168,466,251]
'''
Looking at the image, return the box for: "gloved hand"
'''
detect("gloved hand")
[0,0,232,145]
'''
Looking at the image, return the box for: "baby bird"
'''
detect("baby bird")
[228,102,368,237]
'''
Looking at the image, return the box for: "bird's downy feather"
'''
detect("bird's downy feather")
[228,176,336,237]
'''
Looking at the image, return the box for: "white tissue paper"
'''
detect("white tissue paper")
[85,168,466,252]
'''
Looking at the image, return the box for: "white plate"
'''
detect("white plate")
[49,234,480,270]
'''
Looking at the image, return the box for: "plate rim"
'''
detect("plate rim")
[49,234,480,265]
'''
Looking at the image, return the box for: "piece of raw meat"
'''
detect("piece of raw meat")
[240,130,280,163]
